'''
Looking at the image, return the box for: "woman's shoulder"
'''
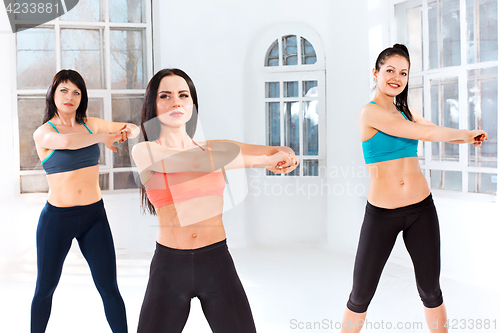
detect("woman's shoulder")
[132,141,158,153]
[33,122,56,141]
[360,101,383,113]
[359,101,384,123]
[83,117,101,132]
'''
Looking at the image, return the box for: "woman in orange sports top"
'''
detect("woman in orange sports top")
[132,68,298,333]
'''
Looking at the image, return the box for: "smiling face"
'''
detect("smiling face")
[53,80,82,115]
[156,75,194,129]
[373,55,409,97]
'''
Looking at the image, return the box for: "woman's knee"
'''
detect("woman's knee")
[347,291,373,313]
[418,286,443,308]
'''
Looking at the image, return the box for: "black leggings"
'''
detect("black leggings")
[31,200,127,333]
[347,194,443,313]
[137,240,256,333]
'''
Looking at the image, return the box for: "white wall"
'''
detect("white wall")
[152,0,373,246]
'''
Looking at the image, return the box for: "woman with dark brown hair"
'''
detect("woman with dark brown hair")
[132,68,297,332]
[32,69,137,333]
[340,45,486,333]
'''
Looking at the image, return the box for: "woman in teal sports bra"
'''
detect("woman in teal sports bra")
[31,69,138,333]
[340,44,487,333]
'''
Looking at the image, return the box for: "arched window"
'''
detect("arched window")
[264,34,324,176]
[265,35,317,67]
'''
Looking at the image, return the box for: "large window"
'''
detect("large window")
[394,0,498,194]
[264,34,325,176]
[16,0,151,193]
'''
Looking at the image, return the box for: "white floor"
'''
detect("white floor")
[1,243,499,333]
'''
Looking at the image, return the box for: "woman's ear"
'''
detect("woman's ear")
[372,68,377,82]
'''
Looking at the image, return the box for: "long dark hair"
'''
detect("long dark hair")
[43,69,89,124]
[375,44,413,121]
[140,68,199,215]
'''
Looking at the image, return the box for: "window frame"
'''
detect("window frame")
[12,0,153,194]
[390,0,499,194]
[263,34,325,177]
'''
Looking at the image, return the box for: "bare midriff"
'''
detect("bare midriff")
[46,165,101,207]
[366,156,430,209]
[155,196,226,249]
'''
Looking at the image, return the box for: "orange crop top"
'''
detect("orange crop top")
[145,170,225,208]
[144,140,226,209]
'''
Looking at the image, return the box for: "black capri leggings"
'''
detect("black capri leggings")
[347,194,443,313]
[137,239,256,333]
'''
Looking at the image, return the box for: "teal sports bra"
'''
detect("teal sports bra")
[361,101,418,164]
[42,121,100,175]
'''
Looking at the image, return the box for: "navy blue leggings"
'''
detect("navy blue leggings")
[347,194,443,313]
[31,200,127,333]
[137,240,256,333]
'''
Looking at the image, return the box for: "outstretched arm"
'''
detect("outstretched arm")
[33,123,122,152]
[87,117,139,142]
[213,140,298,169]
[411,108,486,146]
[361,103,487,144]
[131,140,297,185]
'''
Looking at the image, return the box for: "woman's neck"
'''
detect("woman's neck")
[158,126,193,149]
[372,91,396,110]
[51,113,77,127]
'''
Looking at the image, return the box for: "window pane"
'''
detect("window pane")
[20,174,49,194]
[114,171,139,189]
[429,0,461,69]
[60,0,101,22]
[61,28,104,89]
[266,102,280,146]
[395,0,423,72]
[303,160,318,176]
[430,170,462,191]
[286,165,300,176]
[409,87,425,159]
[300,37,316,65]
[284,81,298,98]
[409,76,423,86]
[87,98,106,166]
[112,95,143,167]
[265,82,280,98]
[468,67,497,168]
[284,101,300,154]
[266,39,279,67]
[282,35,297,66]
[110,0,142,22]
[466,0,498,63]
[468,172,497,193]
[99,173,109,191]
[430,77,459,161]
[110,29,145,89]
[303,81,318,97]
[18,97,45,171]
[303,101,318,156]
[16,27,55,89]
